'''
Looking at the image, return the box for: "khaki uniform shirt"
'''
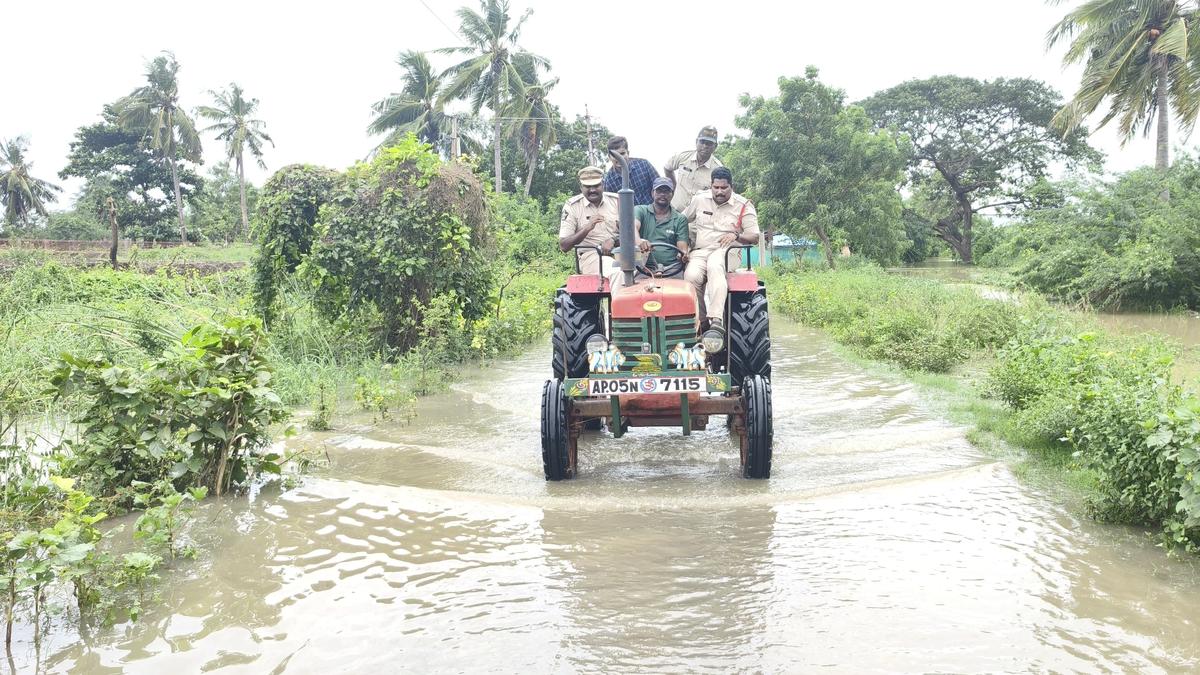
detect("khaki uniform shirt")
[559,192,621,272]
[683,190,760,251]
[664,150,724,211]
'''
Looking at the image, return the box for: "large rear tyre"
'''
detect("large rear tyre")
[741,375,773,479]
[552,290,602,381]
[541,380,574,481]
[729,286,771,385]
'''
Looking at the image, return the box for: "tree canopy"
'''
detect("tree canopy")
[113,52,202,241]
[731,67,911,266]
[861,75,1100,263]
[1,137,61,230]
[60,105,202,241]
[1048,0,1200,170]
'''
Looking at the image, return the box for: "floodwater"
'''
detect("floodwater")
[11,321,1200,673]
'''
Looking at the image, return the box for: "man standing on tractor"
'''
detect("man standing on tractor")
[602,136,659,206]
[614,176,689,278]
[664,125,724,212]
[683,167,760,333]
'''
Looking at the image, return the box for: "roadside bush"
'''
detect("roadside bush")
[52,315,289,500]
[992,157,1200,310]
[302,136,494,352]
[252,164,340,323]
[769,266,1021,372]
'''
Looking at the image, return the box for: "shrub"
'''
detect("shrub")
[51,315,290,499]
[302,137,494,352]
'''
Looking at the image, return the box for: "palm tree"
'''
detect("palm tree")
[369,50,452,151]
[197,83,274,238]
[438,0,549,191]
[0,137,62,229]
[113,52,202,241]
[1048,0,1200,171]
[505,54,558,196]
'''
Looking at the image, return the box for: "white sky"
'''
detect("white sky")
[4,0,1186,205]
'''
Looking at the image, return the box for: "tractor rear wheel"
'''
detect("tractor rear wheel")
[541,379,574,481]
[741,375,773,479]
[729,286,771,385]
[552,290,602,381]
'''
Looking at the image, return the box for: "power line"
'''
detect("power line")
[417,0,466,46]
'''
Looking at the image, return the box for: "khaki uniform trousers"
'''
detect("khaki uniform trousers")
[684,247,742,320]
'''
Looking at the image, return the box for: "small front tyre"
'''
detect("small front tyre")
[541,379,574,481]
[741,375,773,479]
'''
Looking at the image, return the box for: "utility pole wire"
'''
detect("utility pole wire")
[417,0,467,46]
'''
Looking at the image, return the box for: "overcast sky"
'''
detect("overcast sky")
[4,0,1186,205]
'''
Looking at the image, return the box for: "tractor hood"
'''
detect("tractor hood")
[611,279,699,323]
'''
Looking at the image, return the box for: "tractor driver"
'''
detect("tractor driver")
[559,166,621,278]
[682,167,760,333]
[610,176,690,278]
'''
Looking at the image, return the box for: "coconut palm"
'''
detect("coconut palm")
[0,137,62,229]
[369,50,452,151]
[113,52,202,241]
[197,83,274,238]
[1048,0,1200,170]
[505,54,559,196]
[437,0,549,191]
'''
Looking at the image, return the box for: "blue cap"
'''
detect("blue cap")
[652,177,675,191]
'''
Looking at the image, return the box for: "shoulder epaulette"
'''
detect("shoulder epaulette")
[566,194,584,205]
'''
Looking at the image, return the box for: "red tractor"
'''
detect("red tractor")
[541,154,773,480]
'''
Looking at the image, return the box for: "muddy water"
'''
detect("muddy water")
[16,321,1200,673]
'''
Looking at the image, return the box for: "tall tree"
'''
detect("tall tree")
[438,0,549,191]
[197,83,273,238]
[60,105,203,241]
[1048,0,1200,171]
[862,76,1100,263]
[732,67,911,267]
[0,137,61,230]
[506,53,558,196]
[369,50,454,153]
[113,52,202,241]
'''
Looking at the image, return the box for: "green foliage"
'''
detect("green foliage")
[986,325,1199,548]
[989,158,1200,310]
[189,161,259,244]
[51,315,290,499]
[768,266,1025,372]
[1048,0,1197,168]
[861,75,1100,262]
[133,481,206,560]
[59,105,203,240]
[303,137,494,351]
[1,136,62,230]
[731,67,909,266]
[252,163,339,323]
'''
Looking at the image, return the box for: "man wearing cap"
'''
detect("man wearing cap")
[664,126,724,212]
[683,167,760,332]
[602,136,659,206]
[614,176,689,278]
[560,166,621,279]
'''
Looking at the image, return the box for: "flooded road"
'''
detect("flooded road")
[17,320,1200,673]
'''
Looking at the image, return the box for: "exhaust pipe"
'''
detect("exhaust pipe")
[608,150,636,288]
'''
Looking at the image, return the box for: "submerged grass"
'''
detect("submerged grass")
[766,262,1200,551]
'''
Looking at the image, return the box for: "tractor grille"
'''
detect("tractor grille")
[611,315,696,371]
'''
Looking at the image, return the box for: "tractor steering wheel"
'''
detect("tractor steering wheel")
[611,242,688,278]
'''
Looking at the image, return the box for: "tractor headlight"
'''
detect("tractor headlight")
[586,333,608,354]
[701,329,725,354]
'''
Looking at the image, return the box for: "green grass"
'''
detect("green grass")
[768,263,1199,549]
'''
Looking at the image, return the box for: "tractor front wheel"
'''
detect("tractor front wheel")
[541,379,574,481]
[741,375,773,479]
